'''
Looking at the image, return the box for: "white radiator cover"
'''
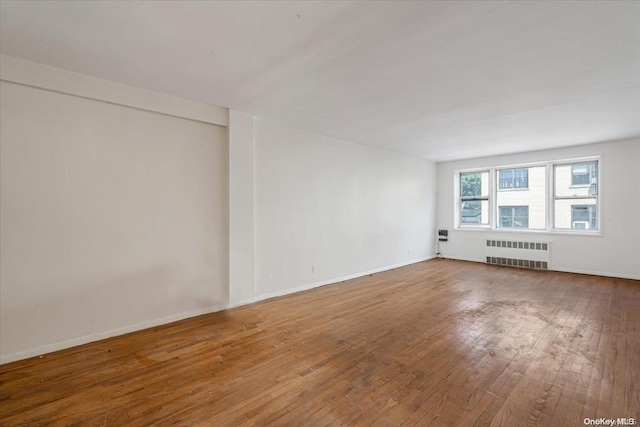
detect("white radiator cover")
[485,239,550,270]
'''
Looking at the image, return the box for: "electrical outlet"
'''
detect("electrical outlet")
[312,265,316,273]
[407,249,411,255]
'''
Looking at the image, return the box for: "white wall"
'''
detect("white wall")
[436,138,640,279]
[254,119,436,297]
[0,56,438,363]
[0,79,229,363]
[228,110,256,305]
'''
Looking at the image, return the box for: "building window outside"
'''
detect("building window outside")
[498,168,528,190]
[571,162,597,186]
[571,205,597,230]
[499,206,529,229]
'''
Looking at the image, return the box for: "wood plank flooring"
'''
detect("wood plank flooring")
[1,259,638,426]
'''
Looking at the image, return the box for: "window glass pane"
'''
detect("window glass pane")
[514,206,529,228]
[460,171,489,197]
[514,169,528,188]
[499,207,511,228]
[554,198,597,229]
[554,161,599,230]
[557,162,598,196]
[498,170,514,189]
[496,166,545,229]
[460,200,489,225]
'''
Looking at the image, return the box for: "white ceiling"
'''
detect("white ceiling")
[1,1,639,161]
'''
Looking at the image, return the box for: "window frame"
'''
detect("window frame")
[454,155,602,235]
[458,170,490,227]
[553,159,600,232]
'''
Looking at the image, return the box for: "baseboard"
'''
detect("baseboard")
[436,255,483,264]
[551,267,639,281]
[0,303,228,365]
[1,256,436,365]
[439,254,640,280]
[227,256,436,309]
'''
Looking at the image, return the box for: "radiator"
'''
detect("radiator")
[485,239,550,270]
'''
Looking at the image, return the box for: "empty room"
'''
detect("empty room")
[0,1,638,426]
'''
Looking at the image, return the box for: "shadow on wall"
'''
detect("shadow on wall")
[0,263,228,358]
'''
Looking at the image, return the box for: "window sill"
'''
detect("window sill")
[454,227,602,237]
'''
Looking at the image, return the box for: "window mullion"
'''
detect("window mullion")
[547,162,553,232]
[490,167,496,229]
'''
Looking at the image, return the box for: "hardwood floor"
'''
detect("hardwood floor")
[1,259,638,426]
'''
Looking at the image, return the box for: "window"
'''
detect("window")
[499,206,529,228]
[459,171,489,226]
[571,163,596,186]
[571,205,596,230]
[456,157,599,233]
[554,161,598,230]
[496,166,546,230]
[498,168,528,190]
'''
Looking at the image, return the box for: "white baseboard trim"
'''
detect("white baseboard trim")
[436,255,483,264]
[228,256,436,309]
[0,303,228,365]
[439,255,640,280]
[551,267,639,281]
[1,256,436,365]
